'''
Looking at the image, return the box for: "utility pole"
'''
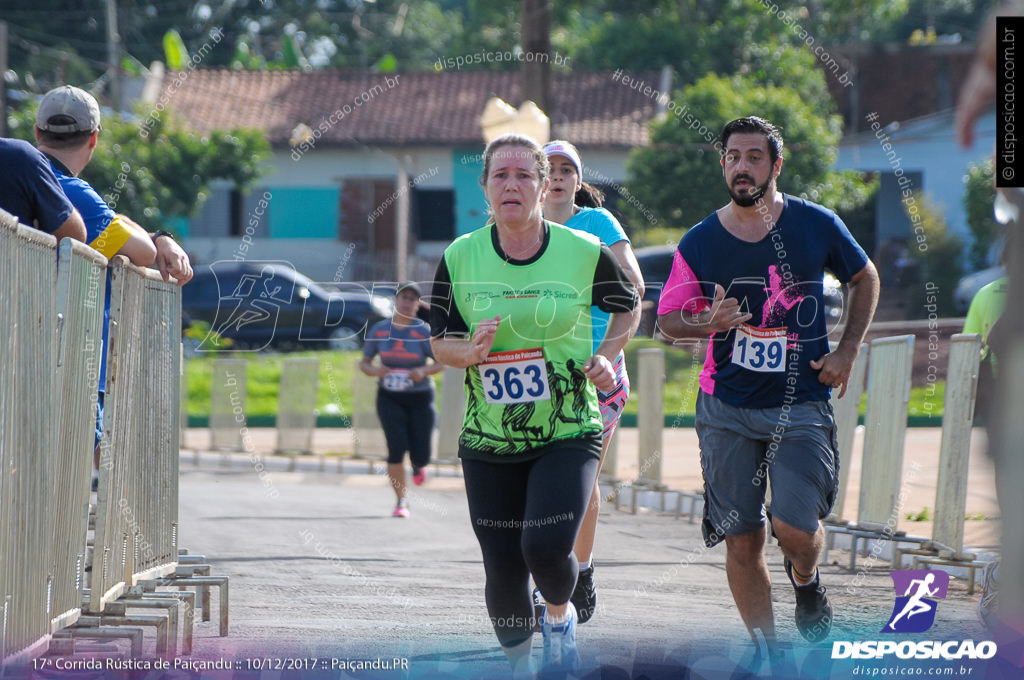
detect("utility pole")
[0,22,8,137]
[395,154,411,283]
[520,0,551,115]
[106,0,122,111]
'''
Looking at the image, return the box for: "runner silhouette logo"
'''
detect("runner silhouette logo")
[882,569,950,634]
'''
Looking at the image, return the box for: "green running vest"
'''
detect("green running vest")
[445,222,603,455]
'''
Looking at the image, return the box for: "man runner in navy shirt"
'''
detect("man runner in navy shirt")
[658,117,879,661]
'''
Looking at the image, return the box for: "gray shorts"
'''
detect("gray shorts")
[695,391,840,547]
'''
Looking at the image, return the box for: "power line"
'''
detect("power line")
[3,20,109,52]
[6,30,112,69]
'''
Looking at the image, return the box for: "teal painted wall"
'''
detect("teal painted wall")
[452,148,489,236]
[168,216,190,238]
[267,187,339,239]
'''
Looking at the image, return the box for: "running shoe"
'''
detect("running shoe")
[784,557,832,642]
[749,627,789,677]
[532,587,545,633]
[540,602,580,674]
[571,562,597,624]
[413,466,427,486]
[392,501,410,518]
[978,557,1000,630]
[503,638,537,680]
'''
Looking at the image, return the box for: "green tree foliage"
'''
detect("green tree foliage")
[5,103,269,233]
[0,0,206,89]
[208,0,560,72]
[163,29,190,71]
[561,0,952,78]
[881,0,998,44]
[0,0,996,87]
[625,44,872,231]
[964,159,999,270]
[906,192,964,317]
[799,0,911,43]
[570,0,805,82]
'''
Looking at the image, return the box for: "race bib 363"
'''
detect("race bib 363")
[480,348,551,404]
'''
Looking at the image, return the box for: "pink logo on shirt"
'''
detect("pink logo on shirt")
[762,265,804,327]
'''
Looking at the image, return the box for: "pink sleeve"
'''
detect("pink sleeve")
[657,250,708,315]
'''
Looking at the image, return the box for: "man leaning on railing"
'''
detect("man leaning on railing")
[34,85,194,285]
[32,84,194,484]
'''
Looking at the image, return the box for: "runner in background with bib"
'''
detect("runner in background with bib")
[359,282,444,518]
[429,134,638,675]
[657,117,879,664]
[540,140,645,625]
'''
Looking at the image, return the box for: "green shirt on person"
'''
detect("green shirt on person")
[444,222,604,456]
[963,276,1007,368]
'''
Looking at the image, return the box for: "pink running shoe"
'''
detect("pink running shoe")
[413,466,427,486]
[392,502,410,518]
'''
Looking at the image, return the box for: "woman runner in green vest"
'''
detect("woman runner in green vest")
[429,134,639,675]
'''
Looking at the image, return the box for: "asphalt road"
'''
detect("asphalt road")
[173,459,1009,679]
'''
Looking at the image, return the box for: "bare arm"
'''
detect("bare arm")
[609,240,645,339]
[113,214,157,266]
[407,358,447,383]
[116,215,193,284]
[657,283,752,342]
[609,241,645,301]
[422,360,447,376]
[430,315,499,369]
[596,306,639,362]
[954,3,1016,147]
[152,233,193,285]
[357,355,387,378]
[810,261,880,398]
[584,308,640,392]
[52,209,87,243]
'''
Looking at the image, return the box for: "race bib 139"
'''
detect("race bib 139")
[732,324,787,373]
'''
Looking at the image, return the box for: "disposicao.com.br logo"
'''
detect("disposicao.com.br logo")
[832,569,997,661]
[884,568,949,633]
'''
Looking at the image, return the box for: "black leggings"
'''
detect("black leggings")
[462,448,599,647]
[376,389,435,466]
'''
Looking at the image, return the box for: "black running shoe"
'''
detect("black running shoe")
[571,563,597,624]
[784,558,832,642]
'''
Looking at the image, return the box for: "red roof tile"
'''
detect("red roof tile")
[160,69,660,149]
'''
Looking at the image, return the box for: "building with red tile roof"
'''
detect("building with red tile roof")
[156,68,664,281]
[164,69,658,149]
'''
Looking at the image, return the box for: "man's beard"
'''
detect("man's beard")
[729,175,771,207]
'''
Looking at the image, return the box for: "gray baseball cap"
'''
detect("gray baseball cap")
[36,85,102,133]
[396,281,422,297]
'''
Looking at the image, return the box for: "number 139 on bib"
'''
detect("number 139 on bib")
[732,324,787,373]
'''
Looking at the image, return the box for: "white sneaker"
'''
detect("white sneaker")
[978,558,1000,630]
[540,602,580,673]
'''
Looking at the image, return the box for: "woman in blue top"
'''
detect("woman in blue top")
[541,140,645,623]
[358,282,445,517]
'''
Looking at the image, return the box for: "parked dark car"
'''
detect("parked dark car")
[182,262,394,351]
[633,244,845,336]
[954,265,1004,314]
